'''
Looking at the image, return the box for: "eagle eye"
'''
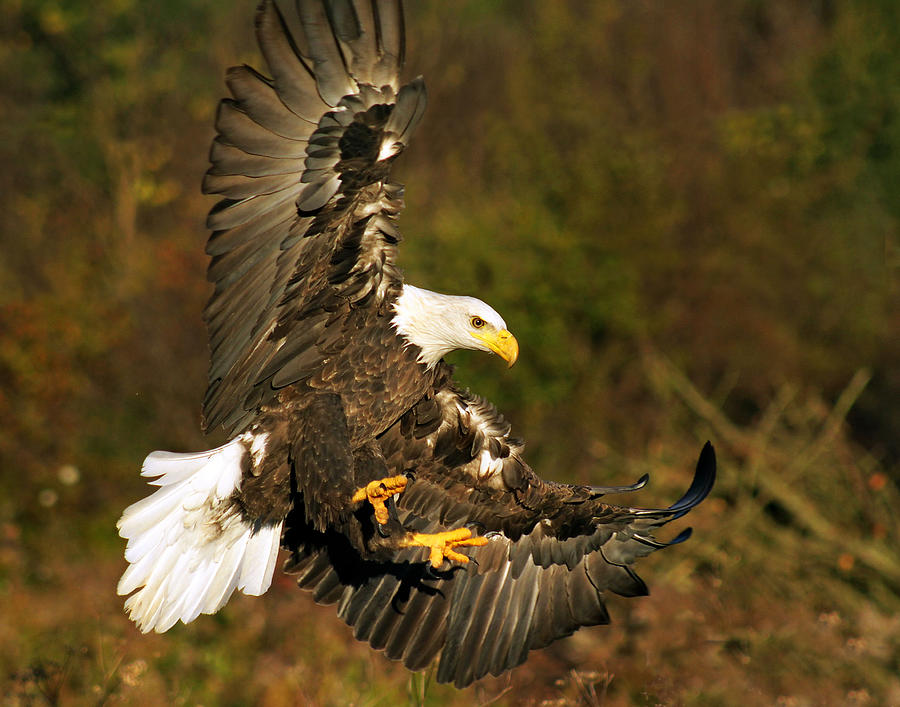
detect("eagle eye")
[470,316,486,329]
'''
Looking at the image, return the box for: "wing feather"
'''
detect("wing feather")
[352,572,402,643]
[371,0,404,90]
[296,0,357,106]
[328,0,377,86]
[384,574,435,660]
[208,140,306,178]
[203,172,300,200]
[256,0,327,122]
[202,0,428,435]
[206,186,299,233]
[224,65,311,140]
[215,100,308,157]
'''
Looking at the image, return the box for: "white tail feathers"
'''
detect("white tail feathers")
[117,437,282,633]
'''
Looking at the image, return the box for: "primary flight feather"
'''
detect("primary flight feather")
[117,0,715,688]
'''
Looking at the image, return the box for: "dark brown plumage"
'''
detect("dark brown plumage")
[282,362,715,686]
[116,0,716,689]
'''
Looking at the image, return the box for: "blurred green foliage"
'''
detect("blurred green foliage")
[1,0,898,704]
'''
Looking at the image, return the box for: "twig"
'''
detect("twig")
[641,349,900,584]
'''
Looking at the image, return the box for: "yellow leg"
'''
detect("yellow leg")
[400,527,489,569]
[351,475,408,525]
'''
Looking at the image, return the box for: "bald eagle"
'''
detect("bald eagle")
[117,0,716,689]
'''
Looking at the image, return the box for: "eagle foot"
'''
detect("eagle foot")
[400,527,489,569]
[351,475,408,525]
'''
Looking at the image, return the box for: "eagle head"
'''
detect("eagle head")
[392,284,519,369]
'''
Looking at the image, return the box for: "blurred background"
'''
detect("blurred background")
[1,0,898,704]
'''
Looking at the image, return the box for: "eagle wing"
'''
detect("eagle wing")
[202,0,426,435]
[282,366,716,687]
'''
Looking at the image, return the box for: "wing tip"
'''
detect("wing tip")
[665,441,717,517]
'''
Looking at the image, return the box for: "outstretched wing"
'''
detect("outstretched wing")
[283,367,716,687]
[202,0,426,435]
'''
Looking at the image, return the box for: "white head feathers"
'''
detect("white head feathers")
[392,284,516,368]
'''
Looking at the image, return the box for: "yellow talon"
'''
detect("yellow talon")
[400,527,489,568]
[351,475,408,524]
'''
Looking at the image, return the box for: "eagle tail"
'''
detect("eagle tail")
[116,437,282,633]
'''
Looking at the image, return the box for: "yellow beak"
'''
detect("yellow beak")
[472,328,519,367]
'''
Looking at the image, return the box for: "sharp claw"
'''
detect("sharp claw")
[385,494,398,513]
